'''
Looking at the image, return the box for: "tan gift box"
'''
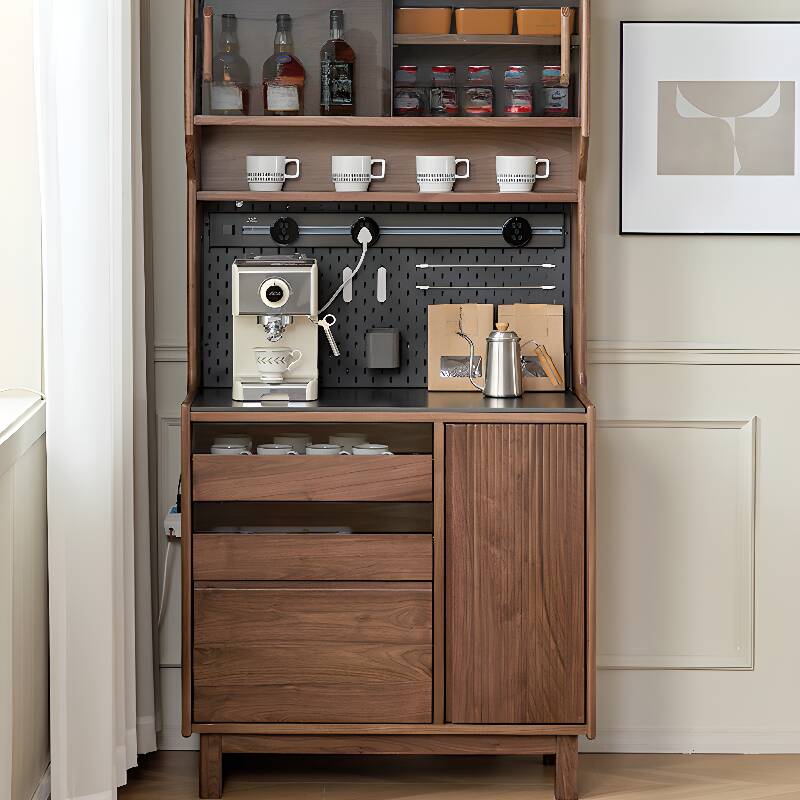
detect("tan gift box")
[497,304,565,392]
[427,303,494,391]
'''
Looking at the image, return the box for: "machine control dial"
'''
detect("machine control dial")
[259,278,292,308]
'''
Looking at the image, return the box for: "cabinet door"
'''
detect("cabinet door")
[446,423,585,724]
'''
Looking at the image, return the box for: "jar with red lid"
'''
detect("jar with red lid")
[463,65,494,116]
[540,64,570,116]
[503,65,533,117]
[430,65,459,116]
[393,65,425,116]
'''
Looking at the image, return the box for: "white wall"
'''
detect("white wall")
[0,403,49,800]
[586,0,800,753]
[0,2,42,393]
[144,0,800,752]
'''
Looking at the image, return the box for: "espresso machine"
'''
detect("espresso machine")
[232,255,320,401]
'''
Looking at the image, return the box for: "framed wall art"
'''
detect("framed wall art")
[620,22,800,234]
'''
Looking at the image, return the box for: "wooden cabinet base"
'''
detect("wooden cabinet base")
[197,733,579,799]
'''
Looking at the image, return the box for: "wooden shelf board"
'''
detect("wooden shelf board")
[393,34,581,47]
[194,115,580,129]
[196,190,577,204]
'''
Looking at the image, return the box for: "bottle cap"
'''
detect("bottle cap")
[276,13,292,31]
[331,9,344,25]
[221,13,237,30]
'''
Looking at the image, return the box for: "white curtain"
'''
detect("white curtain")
[34,1,157,798]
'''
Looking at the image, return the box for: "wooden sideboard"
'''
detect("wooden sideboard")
[181,0,594,794]
[182,392,595,800]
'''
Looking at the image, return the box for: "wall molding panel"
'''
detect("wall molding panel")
[597,418,756,671]
[154,343,188,363]
[581,728,800,755]
[589,341,800,366]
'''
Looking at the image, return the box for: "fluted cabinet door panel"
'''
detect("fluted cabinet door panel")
[446,423,585,724]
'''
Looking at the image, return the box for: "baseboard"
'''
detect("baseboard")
[581,729,800,754]
[30,764,50,800]
[157,725,200,751]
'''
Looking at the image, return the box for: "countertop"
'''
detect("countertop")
[192,387,587,414]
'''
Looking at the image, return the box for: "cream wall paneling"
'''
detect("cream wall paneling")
[597,418,755,671]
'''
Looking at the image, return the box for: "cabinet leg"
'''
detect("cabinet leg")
[554,736,578,800]
[199,734,223,799]
[543,753,556,766]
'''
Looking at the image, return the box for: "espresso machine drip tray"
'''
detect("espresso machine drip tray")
[236,378,319,403]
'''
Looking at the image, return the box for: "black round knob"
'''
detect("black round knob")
[502,216,533,247]
[265,284,284,303]
[351,216,380,245]
[270,216,299,245]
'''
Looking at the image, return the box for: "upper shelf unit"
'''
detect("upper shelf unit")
[393,34,580,46]
[193,114,581,128]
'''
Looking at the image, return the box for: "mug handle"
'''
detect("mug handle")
[535,158,550,180]
[454,158,470,179]
[370,158,386,180]
[239,450,251,455]
[339,451,351,456]
[287,450,298,455]
[288,349,302,370]
[284,158,301,180]
[381,450,395,455]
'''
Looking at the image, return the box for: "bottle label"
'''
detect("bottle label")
[267,83,300,112]
[210,82,244,112]
[322,59,354,109]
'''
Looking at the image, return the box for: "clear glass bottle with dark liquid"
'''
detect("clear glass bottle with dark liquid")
[320,9,355,115]
[263,14,306,116]
[211,13,250,115]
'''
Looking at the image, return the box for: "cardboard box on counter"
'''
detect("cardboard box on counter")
[427,303,494,391]
[497,304,565,392]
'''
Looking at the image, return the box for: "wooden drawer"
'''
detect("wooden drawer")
[193,582,432,724]
[192,455,432,502]
[193,533,432,581]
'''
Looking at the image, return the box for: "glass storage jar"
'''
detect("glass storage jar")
[503,65,533,117]
[429,65,459,116]
[393,65,425,116]
[463,65,494,116]
[540,64,570,116]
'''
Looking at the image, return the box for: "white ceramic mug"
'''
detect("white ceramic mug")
[416,155,470,193]
[332,156,386,192]
[256,443,298,455]
[213,434,252,449]
[352,443,394,456]
[495,155,550,193]
[246,155,300,192]
[329,432,368,453]
[210,443,251,455]
[273,434,311,454]
[305,443,350,456]
[254,347,302,383]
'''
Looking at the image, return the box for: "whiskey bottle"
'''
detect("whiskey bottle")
[320,9,355,116]
[262,14,305,116]
[210,13,250,115]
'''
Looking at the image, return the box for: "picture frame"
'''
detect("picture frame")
[620,21,800,235]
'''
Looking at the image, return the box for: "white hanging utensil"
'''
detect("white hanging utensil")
[377,267,387,303]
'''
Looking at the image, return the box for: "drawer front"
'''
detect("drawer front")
[194,533,432,581]
[194,583,432,724]
[192,454,432,502]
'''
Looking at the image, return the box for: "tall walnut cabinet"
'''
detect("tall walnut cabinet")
[181,2,595,799]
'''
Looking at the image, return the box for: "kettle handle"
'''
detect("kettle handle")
[455,329,484,392]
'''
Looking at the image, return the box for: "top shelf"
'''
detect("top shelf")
[194,115,580,128]
[393,34,581,47]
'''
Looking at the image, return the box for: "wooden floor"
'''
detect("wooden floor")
[118,751,800,799]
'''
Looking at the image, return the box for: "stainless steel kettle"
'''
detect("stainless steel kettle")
[458,322,523,398]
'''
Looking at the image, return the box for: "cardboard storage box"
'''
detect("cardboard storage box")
[427,303,494,391]
[497,304,565,392]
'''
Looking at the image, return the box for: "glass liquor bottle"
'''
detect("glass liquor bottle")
[320,9,355,116]
[262,14,305,116]
[210,13,250,115]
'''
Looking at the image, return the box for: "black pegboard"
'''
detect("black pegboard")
[201,202,571,389]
